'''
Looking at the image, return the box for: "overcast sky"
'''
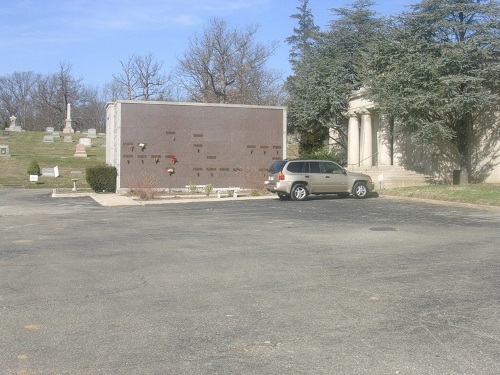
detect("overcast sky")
[0,0,415,89]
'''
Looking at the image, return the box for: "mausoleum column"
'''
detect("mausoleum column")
[348,114,360,167]
[377,115,392,166]
[360,111,373,167]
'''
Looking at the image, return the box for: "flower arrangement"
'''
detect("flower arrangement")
[170,156,178,164]
[139,143,146,151]
[167,167,175,176]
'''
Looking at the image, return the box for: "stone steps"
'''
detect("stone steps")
[349,166,429,189]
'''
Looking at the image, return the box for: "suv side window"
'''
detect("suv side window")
[309,161,321,173]
[321,161,344,174]
[286,161,306,173]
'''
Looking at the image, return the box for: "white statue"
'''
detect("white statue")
[9,115,16,128]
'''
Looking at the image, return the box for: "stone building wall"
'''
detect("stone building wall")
[106,101,287,191]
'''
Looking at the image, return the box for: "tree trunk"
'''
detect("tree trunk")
[457,114,473,184]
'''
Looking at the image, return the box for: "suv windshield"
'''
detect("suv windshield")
[269,160,287,174]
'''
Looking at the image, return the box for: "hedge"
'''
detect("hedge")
[86,164,117,193]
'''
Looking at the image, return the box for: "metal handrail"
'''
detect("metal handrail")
[347,151,379,171]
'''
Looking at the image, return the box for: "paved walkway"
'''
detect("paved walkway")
[52,189,275,206]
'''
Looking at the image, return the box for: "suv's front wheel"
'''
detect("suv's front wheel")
[291,184,308,201]
[352,182,369,199]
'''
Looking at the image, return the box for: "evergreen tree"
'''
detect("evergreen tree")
[286,0,384,154]
[286,0,320,69]
[366,0,500,183]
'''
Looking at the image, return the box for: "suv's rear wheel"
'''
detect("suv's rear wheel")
[352,182,369,199]
[277,192,291,201]
[291,184,308,201]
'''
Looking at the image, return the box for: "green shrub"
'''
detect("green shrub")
[27,160,40,175]
[204,183,214,196]
[86,164,117,193]
[188,182,199,194]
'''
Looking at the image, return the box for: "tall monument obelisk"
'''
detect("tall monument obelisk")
[63,103,74,133]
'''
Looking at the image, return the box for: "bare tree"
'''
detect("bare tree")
[133,53,171,100]
[1,64,104,132]
[176,17,283,105]
[33,62,90,130]
[111,55,138,100]
[0,71,39,130]
[72,86,106,133]
[32,73,61,129]
[109,53,171,101]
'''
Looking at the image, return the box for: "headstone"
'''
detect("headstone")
[42,135,54,143]
[87,128,97,138]
[0,135,9,143]
[42,167,55,177]
[0,144,10,156]
[46,127,54,133]
[79,138,92,147]
[64,135,73,143]
[74,143,87,157]
[54,166,60,178]
[52,131,60,137]
[3,131,10,136]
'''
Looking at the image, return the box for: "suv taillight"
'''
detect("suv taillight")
[279,172,285,181]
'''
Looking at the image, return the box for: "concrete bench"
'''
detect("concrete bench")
[214,187,241,198]
[185,184,240,198]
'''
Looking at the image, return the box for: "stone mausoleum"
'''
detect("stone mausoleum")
[343,89,500,187]
[106,101,287,191]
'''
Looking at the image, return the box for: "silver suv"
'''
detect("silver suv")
[264,159,375,201]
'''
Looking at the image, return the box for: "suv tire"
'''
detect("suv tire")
[291,184,308,201]
[352,182,369,199]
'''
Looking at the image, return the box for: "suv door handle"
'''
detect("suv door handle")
[325,176,330,178]
[304,175,310,178]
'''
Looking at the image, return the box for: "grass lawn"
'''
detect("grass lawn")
[0,131,106,189]
[379,184,500,207]
[1,131,499,207]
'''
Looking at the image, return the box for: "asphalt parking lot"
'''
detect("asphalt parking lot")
[1,189,499,374]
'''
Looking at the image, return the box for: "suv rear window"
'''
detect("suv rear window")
[268,160,287,174]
